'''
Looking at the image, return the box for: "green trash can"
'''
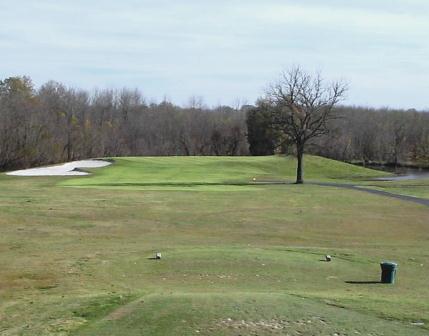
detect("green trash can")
[380,262,397,284]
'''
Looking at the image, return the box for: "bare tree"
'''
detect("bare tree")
[267,67,348,184]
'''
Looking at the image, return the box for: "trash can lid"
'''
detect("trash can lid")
[380,261,398,267]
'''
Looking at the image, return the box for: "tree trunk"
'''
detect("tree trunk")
[296,145,304,184]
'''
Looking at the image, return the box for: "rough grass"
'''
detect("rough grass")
[0,155,428,335]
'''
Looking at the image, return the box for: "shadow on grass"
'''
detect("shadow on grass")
[345,281,381,284]
[77,180,293,188]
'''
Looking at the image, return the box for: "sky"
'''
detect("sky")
[1,0,428,109]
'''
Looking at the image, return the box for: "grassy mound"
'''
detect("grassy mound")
[61,155,386,190]
[76,292,425,336]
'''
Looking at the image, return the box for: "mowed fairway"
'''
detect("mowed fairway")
[0,156,428,335]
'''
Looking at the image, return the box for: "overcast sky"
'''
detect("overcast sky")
[1,0,428,109]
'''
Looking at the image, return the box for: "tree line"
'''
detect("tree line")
[247,104,429,167]
[0,77,248,170]
[1,76,428,171]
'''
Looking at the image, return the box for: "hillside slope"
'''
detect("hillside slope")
[61,155,386,190]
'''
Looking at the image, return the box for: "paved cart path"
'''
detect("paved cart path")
[311,182,429,208]
[251,180,429,207]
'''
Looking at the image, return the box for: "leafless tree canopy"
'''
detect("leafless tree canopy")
[266,67,348,183]
[0,77,248,170]
[268,68,347,142]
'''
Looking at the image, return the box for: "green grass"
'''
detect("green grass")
[60,155,387,190]
[360,178,429,199]
[0,155,428,335]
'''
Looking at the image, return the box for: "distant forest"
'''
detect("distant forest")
[1,76,428,170]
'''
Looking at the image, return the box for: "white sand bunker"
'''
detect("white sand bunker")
[6,159,111,176]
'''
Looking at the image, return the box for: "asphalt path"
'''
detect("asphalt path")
[251,180,429,208]
[311,182,429,208]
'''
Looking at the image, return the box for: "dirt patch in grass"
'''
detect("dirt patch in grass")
[216,316,331,334]
[104,298,145,321]
[1,270,59,291]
